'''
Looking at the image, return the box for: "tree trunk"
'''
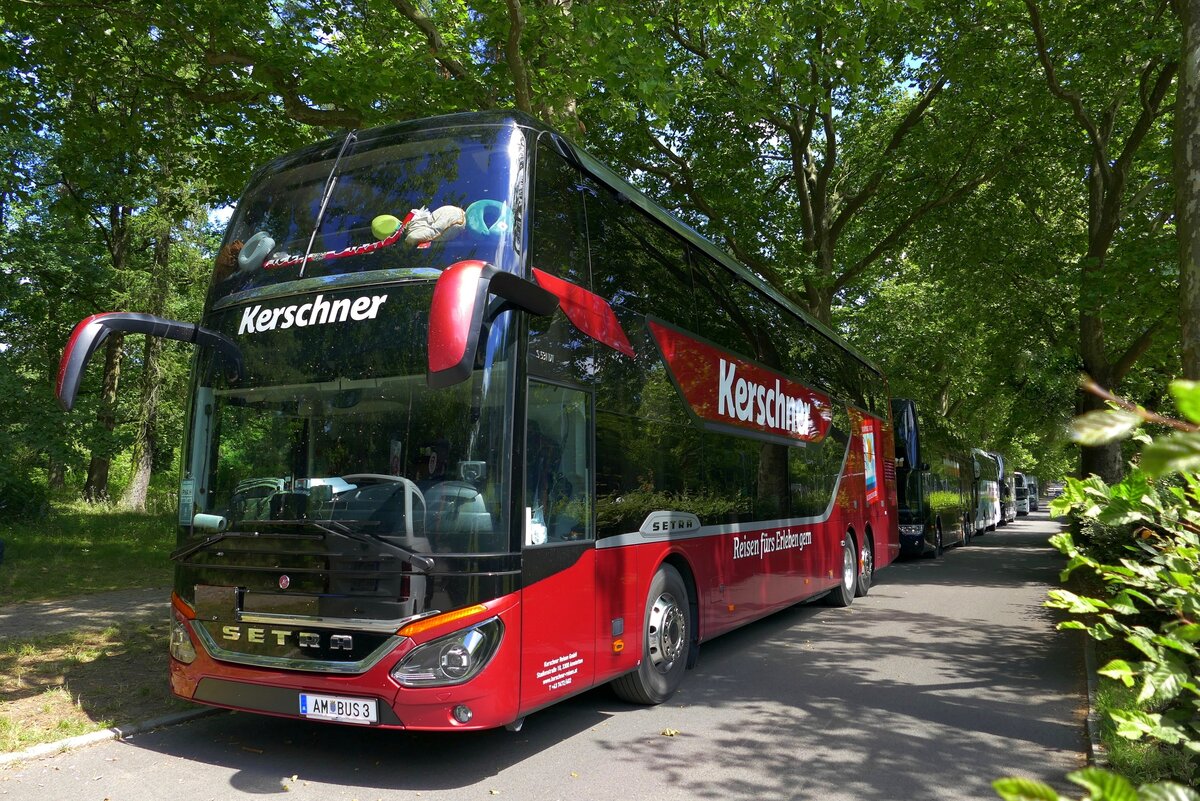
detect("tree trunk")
[82,333,124,502]
[1076,383,1126,482]
[47,458,65,490]
[805,282,836,328]
[119,333,163,511]
[1178,0,1200,379]
[119,218,172,511]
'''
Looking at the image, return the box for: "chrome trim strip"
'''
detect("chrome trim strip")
[596,435,852,550]
[191,624,404,675]
[234,611,434,634]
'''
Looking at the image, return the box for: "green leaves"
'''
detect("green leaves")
[1069,409,1143,446]
[1098,659,1136,687]
[1047,400,1200,774]
[1110,709,1187,745]
[1047,589,1109,614]
[993,771,1200,801]
[1169,381,1200,425]
[1069,769,1138,801]
[1141,434,1200,477]
[1138,785,1200,801]
[1136,656,1190,705]
[993,777,1062,801]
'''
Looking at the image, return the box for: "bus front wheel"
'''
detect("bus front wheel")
[824,536,856,608]
[612,564,690,705]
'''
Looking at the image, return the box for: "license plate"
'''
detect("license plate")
[298,693,378,725]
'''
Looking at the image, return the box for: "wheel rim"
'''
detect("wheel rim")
[860,541,873,582]
[647,591,686,674]
[842,541,855,592]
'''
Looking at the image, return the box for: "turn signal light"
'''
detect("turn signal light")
[398,605,487,638]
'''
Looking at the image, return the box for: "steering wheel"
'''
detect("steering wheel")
[340,474,427,538]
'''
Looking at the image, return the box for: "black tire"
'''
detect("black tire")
[824,535,856,607]
[962,515,972,547]
[854,534,873,597]
[612,564,690,705]
[931,524,944,559]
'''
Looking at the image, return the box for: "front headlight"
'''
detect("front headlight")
[391,618,503,688]
[899,524,925,537]
[169,612,197,664]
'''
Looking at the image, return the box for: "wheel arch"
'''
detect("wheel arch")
[659,551,700,667]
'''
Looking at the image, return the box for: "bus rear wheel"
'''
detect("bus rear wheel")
[612,564,690,705]
[854,535,873,597]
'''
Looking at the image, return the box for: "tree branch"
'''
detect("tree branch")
[1025,0,1110,173]
[1112,315,1168,385]
[390,0,476,84]
[835,154,999,291]
[1082,375,1199,432]
[203,49,363,128]
[504,0,533,113]
[1113,57,1177,181]
[828,75,946,244]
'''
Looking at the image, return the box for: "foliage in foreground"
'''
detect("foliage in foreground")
[994,768,1199,801]
[1029,379,1200,790]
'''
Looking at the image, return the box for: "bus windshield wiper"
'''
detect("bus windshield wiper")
[298,130,357,278]
[171,532,229,562]
[252,518,435,573]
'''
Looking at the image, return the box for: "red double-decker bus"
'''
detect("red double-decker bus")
[57,111,899,731]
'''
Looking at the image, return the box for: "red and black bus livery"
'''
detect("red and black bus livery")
[58,111,898,731]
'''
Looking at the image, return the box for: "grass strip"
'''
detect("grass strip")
[0,621,192,754]
[0,501,174,605]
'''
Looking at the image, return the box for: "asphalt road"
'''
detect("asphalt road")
[0,510,1086,801]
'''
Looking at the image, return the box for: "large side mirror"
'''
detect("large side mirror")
[58,312,242,411]
[427,260,558,389]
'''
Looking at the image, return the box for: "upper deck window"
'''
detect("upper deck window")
[210,125,526,305]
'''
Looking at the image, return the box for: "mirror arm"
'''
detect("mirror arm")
[58,312,243,411]
[427,261,558,389]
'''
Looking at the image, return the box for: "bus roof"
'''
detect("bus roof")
[274,110,883,378]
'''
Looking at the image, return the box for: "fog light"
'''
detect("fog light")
[169,613,197,664]
[452,704,473,723]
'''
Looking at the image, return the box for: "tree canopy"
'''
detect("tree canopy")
[0,0,1190,509]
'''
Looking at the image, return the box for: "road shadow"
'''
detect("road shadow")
[114,512,1083,799]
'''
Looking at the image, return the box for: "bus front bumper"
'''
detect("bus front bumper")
[168,603,522,731]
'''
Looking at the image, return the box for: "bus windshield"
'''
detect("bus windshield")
[209,123,526,305]
[183,281,516,560]
[896,469,924,522]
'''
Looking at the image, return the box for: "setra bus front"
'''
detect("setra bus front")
[57,115,558,730]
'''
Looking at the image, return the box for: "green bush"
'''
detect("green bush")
[1040,380,1200,786]
[0,470,48,521]
[994,768,1198,801]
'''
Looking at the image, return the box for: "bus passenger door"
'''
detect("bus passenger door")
[519,381,596,714]
[860,413,895,567]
